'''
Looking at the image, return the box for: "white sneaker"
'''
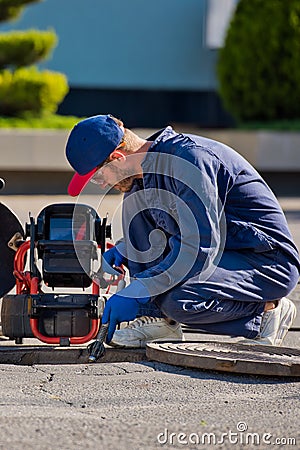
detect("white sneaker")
[242,297,297,346]
[109,316,184,348]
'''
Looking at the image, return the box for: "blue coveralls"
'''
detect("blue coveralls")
[121,127,300,338]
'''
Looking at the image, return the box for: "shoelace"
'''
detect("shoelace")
[258,309,272,335]
[127,316,165,329]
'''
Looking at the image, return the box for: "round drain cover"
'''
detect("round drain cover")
[146,341,300,377]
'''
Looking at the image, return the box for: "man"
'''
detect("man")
[66,114,300,348]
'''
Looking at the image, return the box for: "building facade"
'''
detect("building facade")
[1,0,237,127]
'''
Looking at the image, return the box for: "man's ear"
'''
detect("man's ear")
[109,149,126,162]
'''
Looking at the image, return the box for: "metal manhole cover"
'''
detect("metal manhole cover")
[146,341,300,377]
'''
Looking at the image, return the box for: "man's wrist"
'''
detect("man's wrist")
[119,279,150,304]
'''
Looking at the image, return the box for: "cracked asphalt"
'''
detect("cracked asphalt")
[0,195,299,449]
[0,359,299,450]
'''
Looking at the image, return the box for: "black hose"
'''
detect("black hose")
[87,323,109,362]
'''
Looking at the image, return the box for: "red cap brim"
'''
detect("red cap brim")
[68,167,97,196]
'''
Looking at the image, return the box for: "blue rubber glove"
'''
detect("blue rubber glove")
[103,242,126,269]
[101,279,150,343]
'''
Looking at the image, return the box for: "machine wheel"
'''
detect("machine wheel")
[1,295,33,338]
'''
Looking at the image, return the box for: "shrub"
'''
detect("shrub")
[217,0,300,122]
[0,114,83,129]
[0,29,57,69]
[0,67,69,115]
[0,0,69,117]
[0,0,41,23]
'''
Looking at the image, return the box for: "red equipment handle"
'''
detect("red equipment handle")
[14,240,31,294]
[13,240,101,345]
[29,317,100,345]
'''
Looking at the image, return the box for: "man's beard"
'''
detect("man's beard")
[113,175,137,192]
[107,166,138,192]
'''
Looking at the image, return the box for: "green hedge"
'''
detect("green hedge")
[217,0,300,122]
[0,67,69,115]
[0,114,83,129]
[0,29,57,69]
[0,0,41,23]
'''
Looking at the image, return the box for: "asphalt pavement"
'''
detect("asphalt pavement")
[0,195,299,450]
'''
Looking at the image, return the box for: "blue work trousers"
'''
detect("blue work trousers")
[125,209,299,339]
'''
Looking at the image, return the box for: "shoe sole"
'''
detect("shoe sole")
[109,335,184,349]
[108,340,142,349]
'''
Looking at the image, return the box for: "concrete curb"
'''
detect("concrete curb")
[1,129,300,171]
[0,339,146,365]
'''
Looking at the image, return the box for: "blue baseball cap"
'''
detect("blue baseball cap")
[66,114,124,196]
